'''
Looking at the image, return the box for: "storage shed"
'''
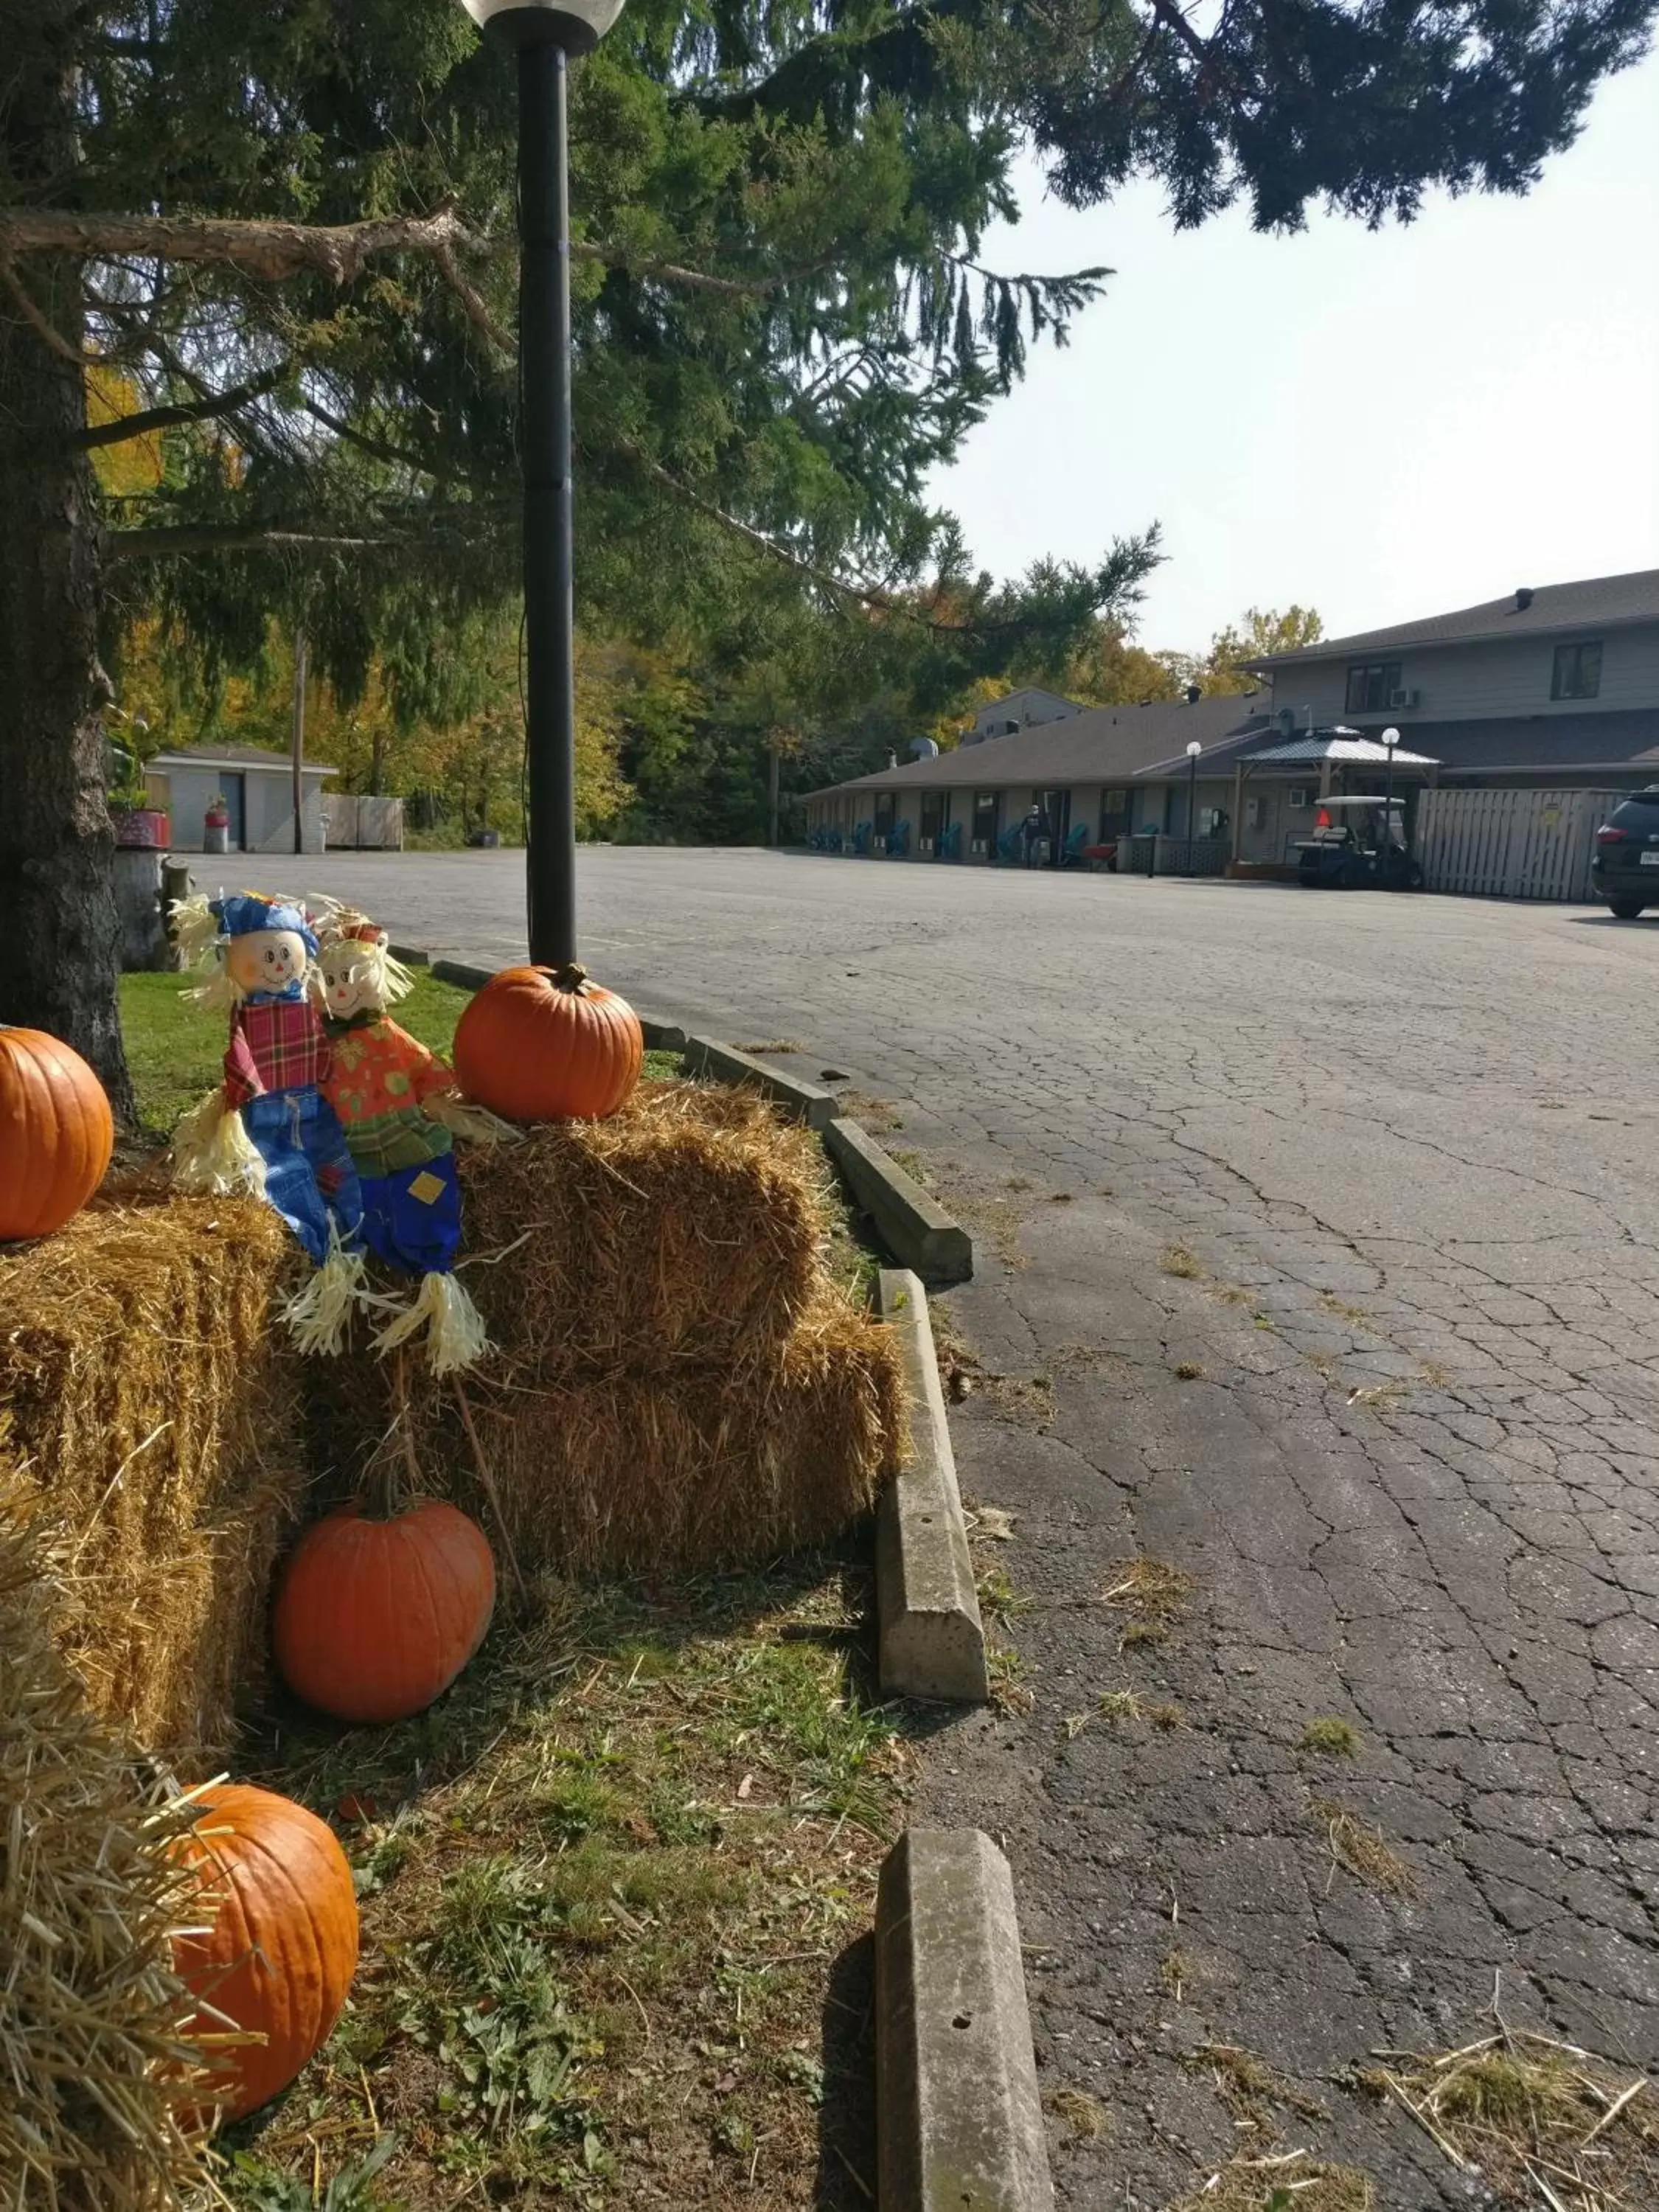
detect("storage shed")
[145,743,335,854]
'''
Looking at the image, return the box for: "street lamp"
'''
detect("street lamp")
[1185,740,1203,877]
[1380,726,1400,887]
[462,0,626,966]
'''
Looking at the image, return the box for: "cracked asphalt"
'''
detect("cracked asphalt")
[299,847,1659,2206]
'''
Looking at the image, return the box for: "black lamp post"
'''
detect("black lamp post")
[1380,725,1400,887]
[1185,740,1202,877]
[463,0,625,966]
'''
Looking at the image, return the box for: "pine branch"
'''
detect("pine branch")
[72,364,290,450]
[105,525,401,560]
[0,203,492,285]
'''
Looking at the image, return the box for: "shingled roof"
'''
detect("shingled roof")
[810,692,1267,796]
[1248,570,1659,669]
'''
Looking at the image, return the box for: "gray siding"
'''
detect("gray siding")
[1269,620,1659,728]
[152,765,327,854]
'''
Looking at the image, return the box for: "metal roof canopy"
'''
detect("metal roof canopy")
[1244,730,1440,766]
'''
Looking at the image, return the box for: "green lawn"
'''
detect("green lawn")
[119,969,476,1136]
[121,968,686,1137]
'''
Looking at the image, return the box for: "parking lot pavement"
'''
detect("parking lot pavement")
[302,847,1659,2203]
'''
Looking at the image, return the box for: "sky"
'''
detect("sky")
[929,46,1659,657]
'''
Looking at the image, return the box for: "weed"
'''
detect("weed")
[1102,1558,1194,1624]
[988,1644,1035,1715]
[222,2135,400,2210]
[1005,1174,1034,1192]
[1419,1359,1453,1388]
[1165,2151,1375,2211]
[1161,1947,1194,2001]
[1253,1314,1276,1330]
[1319,1294,1373,1326]
[888,1146,932,1186]
[1119,1620,1168,1652]
[977,1563,1032,1623]
[1048,1192,1074,1204]
[1161,1244,1204,1279]
[1309,1797,1414,1896]
[736,1040,804,1056]
[1044,2085,1109,2140]
[1299,1717,1360,1759]
[1187,2042,1325,2126]
[1346,1381,1406,1410]
[1364,2025,1659,2212]
[838,1090,903,1133]
[1098,1688,1144,1723]
[1174,1360,1205,1380]
[1148,1702,1187,1731]
[1061,1713,1090,1741]
[1209,1282,1254,1307]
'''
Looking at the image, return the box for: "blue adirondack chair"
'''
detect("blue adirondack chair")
[1062,821,1091,866]
[852,820,873,855]
[996,823,1024,864]
[889,819,911,857]
[938,821,963,861]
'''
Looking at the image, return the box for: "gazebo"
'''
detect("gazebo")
[1227,726,1440,873]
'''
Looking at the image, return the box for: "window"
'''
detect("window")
[1552,641,1602,700]
[972,790,998,843]
[919,791,944,842]
[1287,786,1316,810]
[1345,661,1402,714]
[873,793,895,837]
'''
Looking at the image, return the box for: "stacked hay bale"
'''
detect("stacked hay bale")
[0,1459,205,2210]
[316,1079,905,1576]
[0,1192,311,1762]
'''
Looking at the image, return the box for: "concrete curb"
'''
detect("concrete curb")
[387,940,430,967]
[682,1034,838,1129]
[827,1117,974,1286]
[877,1827,1054,2211]
[431,956,498,992]
[877,1270,990,1703]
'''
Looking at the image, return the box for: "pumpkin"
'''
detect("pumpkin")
[171,1783,358,2123]
[452,962,643,1122]
[0,1026,114,1240]
[273,1500,496,1725]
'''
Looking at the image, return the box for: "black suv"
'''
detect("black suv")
[1592,789,1659,918]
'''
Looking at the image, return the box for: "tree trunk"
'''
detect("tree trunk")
[0,9,135,1121]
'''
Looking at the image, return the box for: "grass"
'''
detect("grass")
[734,1040,805,1056]
[1300,1717,1360,1759]
[1102,1558,1194,1626]
[1173,1360,1206,1381]
[1160,1947,1194,2001]
[1363,2026,1659,2211]
[1187,2044,1325,2126]
[209,1559,905,2210]
[1161,1244,1204,1279]
[1308,1797,1414,1897]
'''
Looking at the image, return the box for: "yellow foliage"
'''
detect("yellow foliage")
[84,364,164,498]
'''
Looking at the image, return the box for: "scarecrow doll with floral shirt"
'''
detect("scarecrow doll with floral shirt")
[170,891,368,1352]
[311,911,501,1374]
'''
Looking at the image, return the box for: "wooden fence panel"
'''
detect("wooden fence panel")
[1416,787,1622,901]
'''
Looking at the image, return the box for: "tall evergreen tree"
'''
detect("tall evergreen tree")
[3,0,1652,1107]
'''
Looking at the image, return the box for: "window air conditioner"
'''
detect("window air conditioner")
[1388,688,1421,709]
[919,836,934,854]
[872,835,887,853]
[1288,786,1315,809]
[970,837,987,855]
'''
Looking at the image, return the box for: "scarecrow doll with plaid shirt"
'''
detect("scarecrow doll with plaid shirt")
[171,891,369,1352]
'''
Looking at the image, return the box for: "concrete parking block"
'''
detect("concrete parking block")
[827,1116,973,1285]
[877,1826,1054,2212]
[387,941,430,966]
[431,956,498,992]
[682,1034,838,1127]
[877,1269,990,1703]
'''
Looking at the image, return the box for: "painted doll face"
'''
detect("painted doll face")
[226,927,309,996]
[318,942,384,1020]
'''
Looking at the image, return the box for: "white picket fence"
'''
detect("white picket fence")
[321,794,405,849]
[1414,787,1624,902]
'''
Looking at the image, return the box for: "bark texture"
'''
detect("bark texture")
[0,8,136,1119]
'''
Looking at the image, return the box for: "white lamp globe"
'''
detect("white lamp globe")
[1186,740,1203,758]
[1381,726,1400,749]
[461,0,625,52]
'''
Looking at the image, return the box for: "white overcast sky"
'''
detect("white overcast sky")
[929,45,1659,654]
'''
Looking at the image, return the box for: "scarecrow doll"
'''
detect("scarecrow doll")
[311,911,501,1374]
[171,891,367,1352]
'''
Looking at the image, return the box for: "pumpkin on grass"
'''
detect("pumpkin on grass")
[273,1498,496,1725]
[171,1783,358,2123]
[453,962,642,1122]
[0,1026,114,1239]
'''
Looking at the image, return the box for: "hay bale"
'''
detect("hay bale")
[456,1079,830,1374]
[414,1280,907,1575]
[0,1464,205,2211]
[0,1194,311,1761]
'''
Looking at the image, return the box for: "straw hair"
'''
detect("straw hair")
[0,1193,312,1764]
[0,1453,208,2211]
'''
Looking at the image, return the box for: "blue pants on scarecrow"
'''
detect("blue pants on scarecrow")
[241,1088,364,1265]
[358,1150,463,1276]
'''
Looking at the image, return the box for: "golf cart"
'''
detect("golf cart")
[1294,797,1423,889]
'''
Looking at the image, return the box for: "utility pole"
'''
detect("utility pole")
[291,626,307,857]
